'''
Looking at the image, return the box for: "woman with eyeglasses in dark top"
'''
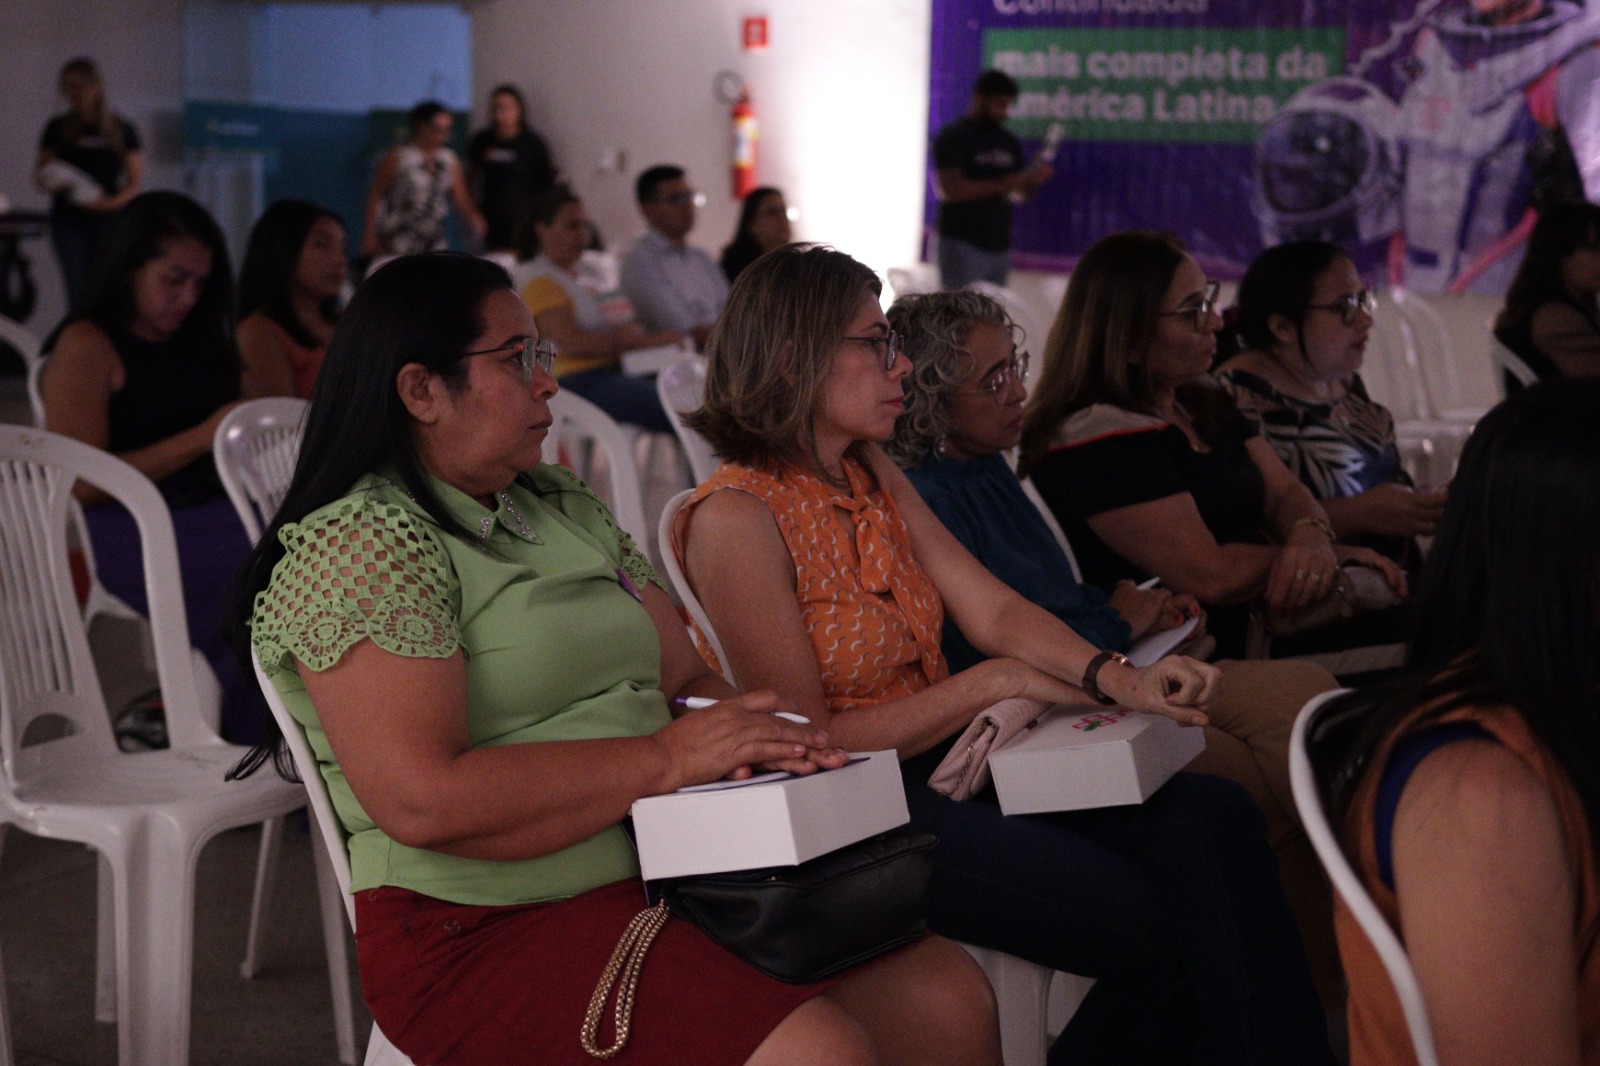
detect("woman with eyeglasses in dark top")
[1019,231,1406,660]
[1214,240,1445,570]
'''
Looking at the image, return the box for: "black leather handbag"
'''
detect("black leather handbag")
[581,827,938,1059]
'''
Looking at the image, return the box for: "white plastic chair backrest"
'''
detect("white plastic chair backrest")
[252,649,356,925]
[656,357,719,485]
[968,281,1052,399]
[542,390,649,548]
[887,264,939,299]
[1015,469,1083,583]
[0,426,216,789]
[0,316,45,426]
[1362,289,1420,419]
[657,489,735,682]
[214,397,309,543]
[1488,335,1539,394]
[1289,689,1441,1066]
[1390,289,1480,420]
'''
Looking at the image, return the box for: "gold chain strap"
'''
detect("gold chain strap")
[580,900,671,1059]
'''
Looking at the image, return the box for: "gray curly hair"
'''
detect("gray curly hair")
[884,289,1018,468]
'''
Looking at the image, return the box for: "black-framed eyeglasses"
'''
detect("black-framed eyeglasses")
[1307,288,1377,326]
[1156,280,1221,333]
[843,330,904,371]
[954,351,1030,403]
[463,336,556,381]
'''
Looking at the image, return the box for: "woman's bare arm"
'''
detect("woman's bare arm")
[298,638,823,861]
[237,316,298,399]
[1392,738,1583,1066]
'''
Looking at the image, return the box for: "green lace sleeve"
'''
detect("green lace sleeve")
[251,499,461,677]
[534,464,663,592]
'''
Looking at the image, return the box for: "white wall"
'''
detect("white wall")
[0,0,190,336]
[471,0,933,273]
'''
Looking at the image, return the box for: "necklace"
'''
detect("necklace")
[377,477,540,545]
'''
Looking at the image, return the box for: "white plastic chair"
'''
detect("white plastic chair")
[1488,335,1540,395]
[213,397,308,543]
[0,425,339,1066]
[657,490,1092,1066]
[886,263,940,300]
[655,357,719,485]
[212,397,358,1064]
[250,650,419,1066]
[0,316,44,427]
[1290,689,1440,1066]
[541,390,651,551]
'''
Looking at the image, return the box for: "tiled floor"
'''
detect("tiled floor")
[0,372,372,1064]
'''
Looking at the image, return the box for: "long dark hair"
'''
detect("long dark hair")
[1019,229,1185,477]
[720,186,783,283]
[237,199,344,349]
[1312,379,1600,840]
[487,84,530,134]
[46,190,236,361]
[1221,240,1346,367]
[1494,201,1600,344]
[228,253,514,778]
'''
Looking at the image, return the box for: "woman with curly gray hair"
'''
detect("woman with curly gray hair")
[887,288,1345,1010]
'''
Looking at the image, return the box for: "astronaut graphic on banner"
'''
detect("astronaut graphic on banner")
[1253,0,1600,294]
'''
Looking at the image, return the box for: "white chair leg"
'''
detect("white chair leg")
[364,1021,417,1066]
[309,819,358,1065]
[238,816,285,979]
[957,942,1053,1066]
[0,827,10,1066]
[120,825,202,1066]
[95,851,117,1023]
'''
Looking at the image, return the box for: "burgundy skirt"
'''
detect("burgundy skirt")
[354,879,848,1066]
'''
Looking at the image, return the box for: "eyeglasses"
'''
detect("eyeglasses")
[1156,280,1221,333]
[462,336,556,381]
[1307,288,1377,326]
[954,352,1030,403]
[658,190,707,208]
[842,330,904,371]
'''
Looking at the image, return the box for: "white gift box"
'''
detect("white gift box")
[630,749,908,881]
[989,705,1205,814]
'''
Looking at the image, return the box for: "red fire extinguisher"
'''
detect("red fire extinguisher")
[731,90,758,199]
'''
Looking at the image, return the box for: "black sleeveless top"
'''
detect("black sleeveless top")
[104,322,239,498]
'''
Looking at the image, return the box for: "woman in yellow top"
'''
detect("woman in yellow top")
[517,183,684,431]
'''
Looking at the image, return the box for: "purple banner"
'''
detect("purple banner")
[927,0,1600,291]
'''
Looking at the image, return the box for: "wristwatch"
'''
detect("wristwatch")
[1082,650,1132,706]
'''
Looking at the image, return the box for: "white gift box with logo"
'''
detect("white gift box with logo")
[630,749,907,881]
[989,705,1205,814]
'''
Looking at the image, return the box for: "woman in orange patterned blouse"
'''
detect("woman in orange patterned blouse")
[674,243,1336,1066]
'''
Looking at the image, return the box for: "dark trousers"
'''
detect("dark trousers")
[49,208,110,311]
[901,758,1336,1066]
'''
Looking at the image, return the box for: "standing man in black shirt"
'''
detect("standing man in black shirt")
[932,69,1053,289]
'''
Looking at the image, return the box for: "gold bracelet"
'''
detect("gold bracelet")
[1288,516,1335,543]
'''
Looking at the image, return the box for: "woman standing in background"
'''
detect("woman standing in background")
[34,57,144,308]
[466,84,557,255]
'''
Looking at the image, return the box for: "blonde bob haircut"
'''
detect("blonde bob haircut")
[1018,229,1186,477]
[686,242,882,469]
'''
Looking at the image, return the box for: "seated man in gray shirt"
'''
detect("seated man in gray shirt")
[620,164,730,348]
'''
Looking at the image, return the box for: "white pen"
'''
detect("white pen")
[1136,576,1161,590]
[673,696,811,725]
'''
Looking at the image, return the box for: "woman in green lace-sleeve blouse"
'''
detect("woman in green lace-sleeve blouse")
[230,253,1002,1066]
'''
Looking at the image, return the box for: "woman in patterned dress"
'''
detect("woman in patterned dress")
[1215,240,1446,567]
[675,242,1337,1066]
